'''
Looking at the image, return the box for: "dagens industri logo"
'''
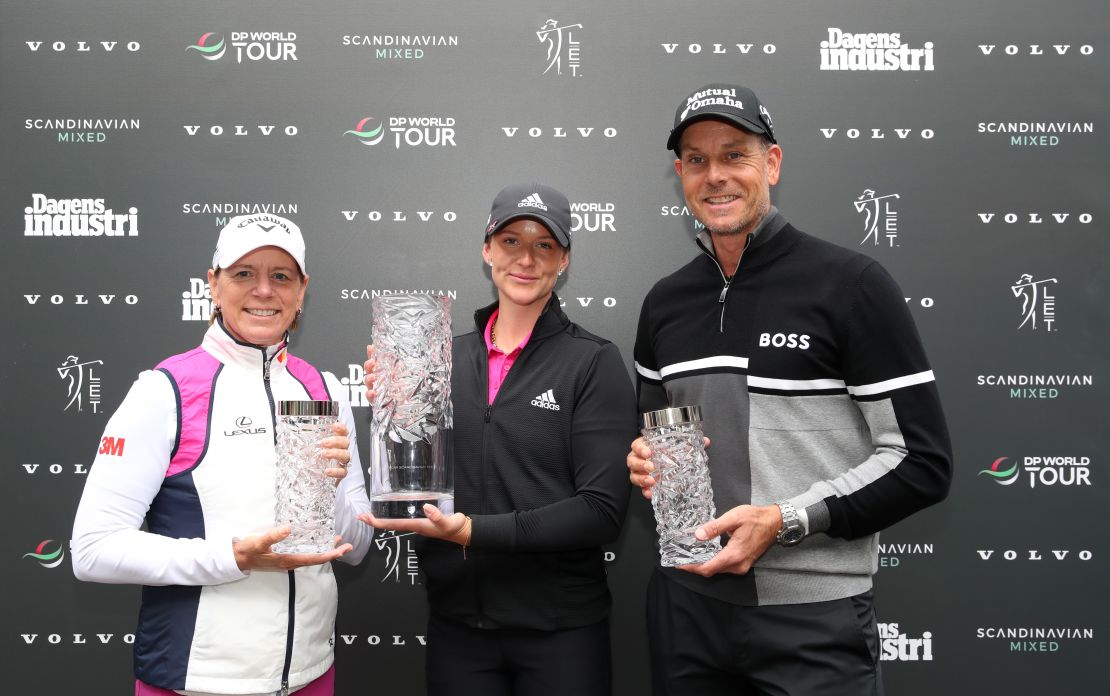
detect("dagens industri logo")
[819,28,933,71]
[24,194,138,237]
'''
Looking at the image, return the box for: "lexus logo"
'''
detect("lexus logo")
[226,415,266,437]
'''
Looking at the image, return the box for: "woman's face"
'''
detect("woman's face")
[483,219,568,311]
[208,246,308,346]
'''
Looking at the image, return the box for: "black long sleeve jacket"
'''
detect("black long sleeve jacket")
[418,295,637,630]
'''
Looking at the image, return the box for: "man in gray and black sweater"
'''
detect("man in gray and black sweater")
[627,83,952,696]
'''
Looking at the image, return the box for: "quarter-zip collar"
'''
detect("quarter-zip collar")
[694,207,788,333]
[472,293,570,344]
[694,206,786,272]
[202,316,290,375]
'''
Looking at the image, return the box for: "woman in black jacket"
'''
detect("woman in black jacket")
[361,183,636,696]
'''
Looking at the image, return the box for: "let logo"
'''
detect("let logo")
[98,436,125,456]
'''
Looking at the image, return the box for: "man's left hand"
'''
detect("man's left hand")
[676,503,782,577]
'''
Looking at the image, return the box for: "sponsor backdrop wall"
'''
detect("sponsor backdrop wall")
[2,1,1106,693]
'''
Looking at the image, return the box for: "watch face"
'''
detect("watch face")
[779,527,805,545]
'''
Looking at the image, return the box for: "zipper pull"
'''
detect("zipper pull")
[718,280,731,303]
[484,405,492,423]
[277,681,289,696]
[264,358,271,382]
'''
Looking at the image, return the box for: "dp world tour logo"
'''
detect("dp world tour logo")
[345,117,385,146]
[24,540,65,569]
[187,32,226,60]
[979,457,1019,485]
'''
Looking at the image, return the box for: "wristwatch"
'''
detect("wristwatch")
[775,502,805,546]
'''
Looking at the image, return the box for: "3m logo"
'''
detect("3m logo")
[98,437,125,456]
[531,389,560,411]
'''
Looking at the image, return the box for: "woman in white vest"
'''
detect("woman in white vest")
[71,215,373,696]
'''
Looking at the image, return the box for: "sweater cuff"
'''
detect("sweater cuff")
[799,500,830,535]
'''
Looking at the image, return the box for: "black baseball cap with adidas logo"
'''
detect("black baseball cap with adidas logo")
[484,183,572,248]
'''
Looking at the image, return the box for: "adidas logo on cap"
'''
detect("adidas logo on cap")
[517,193,548,211]
[531,388,560,411]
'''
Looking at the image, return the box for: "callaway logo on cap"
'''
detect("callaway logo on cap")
[212,214,307,275]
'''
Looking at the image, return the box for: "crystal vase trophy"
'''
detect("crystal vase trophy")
[641,405,721,566]
[273,400,340,554]
[370,294,454,518]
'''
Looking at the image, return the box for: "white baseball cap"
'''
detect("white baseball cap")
[212,214,306,275]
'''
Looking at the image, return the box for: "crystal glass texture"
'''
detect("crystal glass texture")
[642,410,720,567]
[273,403,339,554]
[370,294,454,518]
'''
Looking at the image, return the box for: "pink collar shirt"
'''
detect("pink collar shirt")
[484,309,532,404]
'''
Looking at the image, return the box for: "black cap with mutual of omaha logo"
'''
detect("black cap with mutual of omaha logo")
[484,183,572,248]
[666,83,777,152]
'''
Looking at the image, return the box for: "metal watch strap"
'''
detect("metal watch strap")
[775,502,804,546]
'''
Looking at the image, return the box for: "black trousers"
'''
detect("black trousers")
[647,569,884,696]
[425,613,611,696]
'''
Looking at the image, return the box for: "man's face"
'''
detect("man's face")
[674,120,782,238]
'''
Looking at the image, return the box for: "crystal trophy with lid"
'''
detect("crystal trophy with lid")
[641,405,720,566]
[273,400,340,554]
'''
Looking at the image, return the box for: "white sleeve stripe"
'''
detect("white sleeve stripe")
[848,370,936,397]
[748,376,847,391]
[659,355,749,378]
[642,359,934,396]
[634,361,662,381]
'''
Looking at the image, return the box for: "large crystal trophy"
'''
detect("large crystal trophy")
[369,294,454,518]
[273,400,340,554]
[641,405,721,566]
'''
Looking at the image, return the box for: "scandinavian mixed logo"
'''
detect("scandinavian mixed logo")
[340,33,458,60]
